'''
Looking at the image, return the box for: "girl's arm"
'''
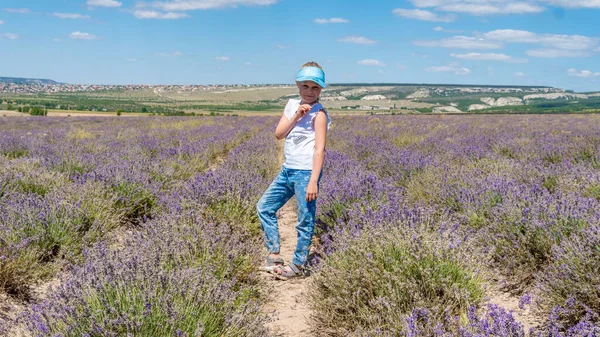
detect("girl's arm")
[275,103,311,140]
[306,111,328,202]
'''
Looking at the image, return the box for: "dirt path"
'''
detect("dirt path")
[260,199,315,336]
[487,289,543,333]
[1,276,62,337]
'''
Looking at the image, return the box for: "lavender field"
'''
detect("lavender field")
[1,114,599,336]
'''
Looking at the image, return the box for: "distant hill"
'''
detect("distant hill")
[0,77,60,85]
[329,83,557,89]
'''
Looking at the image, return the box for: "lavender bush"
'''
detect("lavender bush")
[535,225,600,326]
[531,298,600,337]
[308,224,484,336]
[22,210,269,336]
[401,304,526,337]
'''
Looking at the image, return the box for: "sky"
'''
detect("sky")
[1,0,600,92]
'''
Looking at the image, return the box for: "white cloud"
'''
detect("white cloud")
[276,44,290,49]
[392,8,457,22]
[0,20,4,24]
[3,8,30,14]
[439,2,545,15]
[409,0,446,7]
[425,65,471,75]
[138,0,278,11]
[433,26,464,33]
[87,0,122,7]
[52,13,90,19]
[484,29,598,51]
[3,33,18,40]
[568,68,600,77]
[155,51,183,57]
[53,38,61,42]
[539,0,600,8]
[358,59,386,66]
[450,52,528,63]
[408,0,546,15]
[414,36,502,49]
[483,29,599,58]
[216,56,230,61]
[134,10,189,19]
[70,31,97,40]
[314,17,349,24]
[526,49,591,58]
[244,62,252,65]
[338,36,377,45]
[514,72,526,77]
[483,29,538,43]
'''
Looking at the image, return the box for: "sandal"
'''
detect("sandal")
[272,263,308,281]
[259,255,284,272]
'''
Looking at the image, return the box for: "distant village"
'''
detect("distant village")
[0,82,287,95]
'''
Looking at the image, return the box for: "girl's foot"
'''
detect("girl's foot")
[272,263,308,281]
[259,254,284,272]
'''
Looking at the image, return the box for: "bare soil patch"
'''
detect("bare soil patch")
[47,111,144,117]
[487,288,543,332]
[260,200,315,337]
[0,110,28,117]
[324,99,434,110]
[160,87,297,102]
[1,275,62,337]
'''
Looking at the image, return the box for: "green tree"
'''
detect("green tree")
[30,107,47,116]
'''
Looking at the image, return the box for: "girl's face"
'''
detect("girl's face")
[296,80,322,104]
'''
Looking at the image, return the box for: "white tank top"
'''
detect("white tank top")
[282,99,331,170]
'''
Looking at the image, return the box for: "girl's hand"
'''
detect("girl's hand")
[306,181,318,202]
[295,104,312,119]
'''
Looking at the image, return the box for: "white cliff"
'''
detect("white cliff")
[361,95,387,100]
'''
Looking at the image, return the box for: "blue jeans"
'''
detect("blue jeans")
[256,166,319,267]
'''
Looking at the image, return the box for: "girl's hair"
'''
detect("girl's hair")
[301,61,322,69]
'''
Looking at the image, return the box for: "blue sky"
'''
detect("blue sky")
[1,0,600,91]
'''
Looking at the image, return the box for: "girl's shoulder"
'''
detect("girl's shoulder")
[310,103,332,130]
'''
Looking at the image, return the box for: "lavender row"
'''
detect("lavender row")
[0,116,266,298]
[12,117,280,336]
[310,115,600,336]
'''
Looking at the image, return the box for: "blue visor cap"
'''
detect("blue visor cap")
[296,67,326,88]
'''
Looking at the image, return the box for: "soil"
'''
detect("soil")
[260,199,315,337]
[0,276,61,337]
[487,288,544,333]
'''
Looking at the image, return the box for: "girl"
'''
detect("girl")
[256,62,331,280]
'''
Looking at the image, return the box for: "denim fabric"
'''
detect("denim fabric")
[256,166,318,267]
